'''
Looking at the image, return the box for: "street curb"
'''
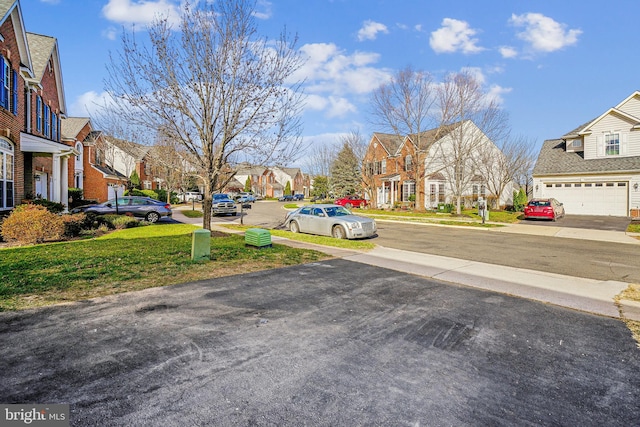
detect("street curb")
[619,299,640,322]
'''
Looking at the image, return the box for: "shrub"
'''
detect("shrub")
[101,214,145,229]
[30,198,65,214]
[513,188,527,212]
[68,188,83,203]
[126,189,159,200]
[61,213,87,237]
[0,204,65,244]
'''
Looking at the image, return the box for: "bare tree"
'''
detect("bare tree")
[370,66,438,210]
[303,143,336,178]
[431,71,509,214]
[104,0,306,229]
[477,133,536,208]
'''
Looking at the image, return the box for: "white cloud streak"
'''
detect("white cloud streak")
[510,13,581,53]
[357,20,389,41]
[102,0,181,28]
[430,18,484,54]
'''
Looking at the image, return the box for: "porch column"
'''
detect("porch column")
[60,156,69,211]
[52,154,61,203]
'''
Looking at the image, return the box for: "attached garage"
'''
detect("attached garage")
[541,181,628,216]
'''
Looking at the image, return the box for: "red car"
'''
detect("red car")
[334,195,368,209]
[523,198,565,221]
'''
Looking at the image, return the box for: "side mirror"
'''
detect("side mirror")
[106,203,112,208]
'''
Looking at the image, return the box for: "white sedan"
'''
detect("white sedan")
[284,204,377,239]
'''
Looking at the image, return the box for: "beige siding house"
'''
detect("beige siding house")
[533,91,640,217]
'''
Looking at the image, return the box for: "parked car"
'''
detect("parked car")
[279,194,294,202]
[212,193,237,216]
[334,195,368,209]
[178,191,202,202]
[236,194,256,204]
[524,198,565,221]
[284,204,377,239]
[292,194,304,201]
[71,196,172,223]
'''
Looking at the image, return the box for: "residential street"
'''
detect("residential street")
[1,259,638,426]
[207,201,640,283]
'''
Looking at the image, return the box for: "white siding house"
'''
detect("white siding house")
[533,91,640,217]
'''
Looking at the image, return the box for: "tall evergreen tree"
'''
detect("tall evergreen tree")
[330,143,361,196]
[244,176,252,192]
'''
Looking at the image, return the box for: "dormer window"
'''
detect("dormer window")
[571,139,581,148]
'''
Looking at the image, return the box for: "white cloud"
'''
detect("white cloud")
[293,43,392,118]
[102,27,118,41]
[510,13,581,53]
[499,46,518,58]
[70,91,113,117]
[357,20,389,41]
[486,84,512,105]
[430,18,484,54]
[253,0,272,20]
[102,0,181,27]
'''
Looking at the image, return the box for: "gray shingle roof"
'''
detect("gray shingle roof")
[373,133,403,155]
[61,117,90,139]
[0,0,15,18]
[25,32,55,81]
[533,139,640,176]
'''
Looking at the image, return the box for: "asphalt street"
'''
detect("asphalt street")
[1,259,639,426]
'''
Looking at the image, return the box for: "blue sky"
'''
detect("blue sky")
[20,0,640,162]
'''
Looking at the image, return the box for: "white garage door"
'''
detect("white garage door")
[543,182,628,216]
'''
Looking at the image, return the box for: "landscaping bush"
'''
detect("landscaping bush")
[126,189,159,200]
[0,204,64,244]
[30,198,65,214]
[513,188,527,212]
[101,214,145,230]
[61,213,88,237]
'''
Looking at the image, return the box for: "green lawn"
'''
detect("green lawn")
[0,224,329,311]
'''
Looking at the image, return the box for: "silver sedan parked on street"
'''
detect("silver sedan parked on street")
[284,204,377,239]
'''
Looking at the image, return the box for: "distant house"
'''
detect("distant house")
[533,91,640,217]
[234,163,266,195]
[364,121,512,209]
[272,166,305,196]
[61,117,127,202]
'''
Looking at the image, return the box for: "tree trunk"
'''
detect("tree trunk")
[202,198,212,230]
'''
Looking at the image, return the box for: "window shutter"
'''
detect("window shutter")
[0,63,5,110]
[12,70,17,115]
[36,97,41,132]
[621,133,628,155]
[596,136,604,157]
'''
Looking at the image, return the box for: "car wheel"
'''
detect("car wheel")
[345,203,353,209]
[332,225,346,239]
[289,221,300,233]
[145,212,160,223]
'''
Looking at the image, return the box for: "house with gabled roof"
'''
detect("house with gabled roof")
[0,0,76,211]
[365,121,512,209]
[533,91,640,217]
[61,117,128,202]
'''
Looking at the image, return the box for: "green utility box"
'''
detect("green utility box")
[191,229,211,261]
[245,228,272,248]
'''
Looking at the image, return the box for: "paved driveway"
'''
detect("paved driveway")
[1,260,638,426]
[520,214,632,231]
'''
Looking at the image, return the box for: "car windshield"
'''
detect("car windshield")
[213,194,230,200]
[324,206,352,217]
[529,200,551,207]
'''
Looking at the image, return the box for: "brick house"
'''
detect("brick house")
[364,121,512,209]
[0,0,75,213]
[61,117,127,202]
[363,132,413,208]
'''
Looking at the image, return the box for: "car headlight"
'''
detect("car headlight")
[347,222,361,229]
